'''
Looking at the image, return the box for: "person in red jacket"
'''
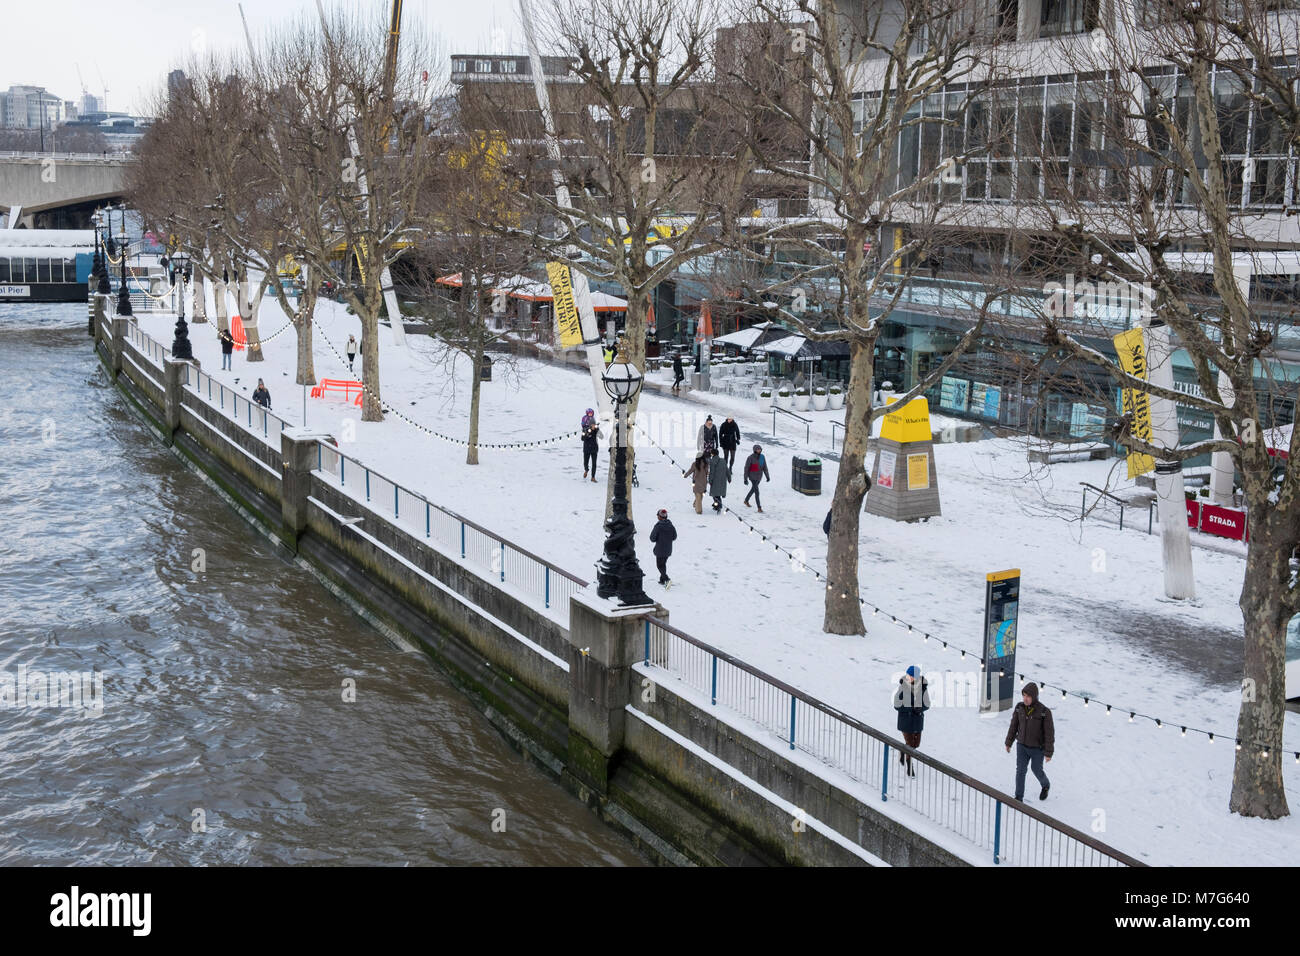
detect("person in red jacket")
[741,444,770,512]
[1004,682,1054,801]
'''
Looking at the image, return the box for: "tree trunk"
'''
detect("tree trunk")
[824,339,873,635]
[1229,516,1292,818]
[359,306,383,423]
[214,276,229,333]
[295,287,316,387]
[467,345,482,466]
[191,271,207,323]
[244,274,265,363]
[1147,322,1194,598]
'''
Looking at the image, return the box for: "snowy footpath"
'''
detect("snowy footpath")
[137,297,1300,865]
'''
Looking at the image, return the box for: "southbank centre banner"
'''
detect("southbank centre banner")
[546,262,584,348]
[1113,327,1156,479]
[980,569,1020,714]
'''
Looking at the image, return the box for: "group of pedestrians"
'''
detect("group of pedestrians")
[894,671,1054,800]
[217,325,271,409]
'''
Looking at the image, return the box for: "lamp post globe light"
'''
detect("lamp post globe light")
[115,207,133,317]
[169,251,194,361]
[595,345,653,607]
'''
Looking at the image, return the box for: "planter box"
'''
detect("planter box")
[759,394,773,409]
[812,393,828,411]
[828,392,843,410]
[794,394,810,412]
[776,392,792,409]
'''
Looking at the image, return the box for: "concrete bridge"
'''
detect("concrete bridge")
[0,152,128,229]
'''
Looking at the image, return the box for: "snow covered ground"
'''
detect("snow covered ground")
[136,294,1300,865]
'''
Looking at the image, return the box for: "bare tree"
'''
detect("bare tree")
[721,0,1009,635]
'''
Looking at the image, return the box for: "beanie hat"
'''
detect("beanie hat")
[656,508,667,519]
[1022,682,1039,701]
[906,665,920,679]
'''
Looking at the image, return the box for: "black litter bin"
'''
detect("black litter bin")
[792,456,822,495]
[480,355,493,381]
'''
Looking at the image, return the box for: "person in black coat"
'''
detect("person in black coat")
[719,416,741,475]
[252,379,271,410]
[671,352,684,393]
[823,509,832,535]
[218,327,234,370]
[648,509,677,585]
[893,666,931,777]
[580,408,601,482]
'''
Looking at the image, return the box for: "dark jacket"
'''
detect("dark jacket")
[672,355,684,378]
[719,419,741,450]
[649,518,676,557]
[252,386,271,409]
[894,677,931,734]
[823,510,832,535]
[707,455,729,497]
[742,452,770,483]
[1005,696,1055,757]
[581,423,602,452]
[697,423,718,453]
[219,328,234,354]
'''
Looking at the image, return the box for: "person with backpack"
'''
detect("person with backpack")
[719,416,741,477]
[581,408,601,482]
[741,444,770,512]
[893,666,931,778]
[218,326,234,370]
[1004,682,1055,802]
[684,453,709,514]
[649,508,676,585]
[346,335,358,372]
[707,448,729,513]
[672,352,684,393]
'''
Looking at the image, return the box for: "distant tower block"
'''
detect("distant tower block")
[865,397,941,522]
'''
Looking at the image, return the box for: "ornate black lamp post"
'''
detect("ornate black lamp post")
[168,250,193,361]
[114,207,133,317]
[89,208,107,293]
[595,346,652,607]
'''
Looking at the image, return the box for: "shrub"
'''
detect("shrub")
[829,386,842,395]
[796,387,810,396]
[814,387,827,395]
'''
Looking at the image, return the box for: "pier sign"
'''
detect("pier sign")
[1,285,31,297]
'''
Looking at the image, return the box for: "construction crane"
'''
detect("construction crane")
[94,64,109,113]
[383,0,403,107]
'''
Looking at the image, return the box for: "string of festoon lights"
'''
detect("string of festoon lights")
[633,420,1299,766]
[316,330,583,451]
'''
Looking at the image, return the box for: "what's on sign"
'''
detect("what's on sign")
[879,396,932,443]
[981,568,1020,713]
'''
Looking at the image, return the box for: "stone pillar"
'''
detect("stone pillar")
[163,359,187,443]
[93,294,109,345]
[87,291,95,337]
[280,427,335,550]
[565,592,659,795]
[110,317,130,377]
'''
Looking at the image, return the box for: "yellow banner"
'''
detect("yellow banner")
[907,453,930,490]
[1113,327,1155,479]
[546,262,583,348]
[880,397,933,444]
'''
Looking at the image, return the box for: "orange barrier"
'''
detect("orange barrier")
[310,379,364,406]
[231,315,247,351]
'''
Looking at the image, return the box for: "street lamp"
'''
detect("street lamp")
[168,250,193,361]
[595,345,653,607]
[114,207,133,317]
[90,208,106,293]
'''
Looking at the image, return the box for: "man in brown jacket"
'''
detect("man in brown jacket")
[1004,682,1054,801]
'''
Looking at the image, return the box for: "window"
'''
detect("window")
[475,60,493,73]
[499,59,518,74]
[37,258,51,283]
[1040,0,1098,37]
[0,258,9,283]
[24,258,37,283]
[452,60,468,73]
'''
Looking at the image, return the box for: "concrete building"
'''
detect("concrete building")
[1,85,65,129]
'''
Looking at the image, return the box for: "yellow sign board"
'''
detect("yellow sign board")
[546,262,583,349]
[907,453,930,490]
[986,568,1021,583]
[1113,327,1155,479]
[880,397,933,444]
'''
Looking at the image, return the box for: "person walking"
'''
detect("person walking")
[696,415,718,455]
[1004,682,1054,802]
[719,416,741,476]
[252,378,272,410]
[672,352,684,393]
[581,408,601,482]
[684,453,708,514]
[346,335,357,372]
[741,443,770,512]
[823,509,832,535]
[707,448,729,513]
[893,666,931,778]
[218,326,234,370]
[649,508,676,585]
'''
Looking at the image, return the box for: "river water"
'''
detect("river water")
[0,302,642,865]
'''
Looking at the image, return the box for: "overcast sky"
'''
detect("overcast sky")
[3,0,527,115]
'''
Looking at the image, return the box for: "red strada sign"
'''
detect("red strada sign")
[1199,504,1248,541]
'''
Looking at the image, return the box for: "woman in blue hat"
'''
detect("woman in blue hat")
[893,666,931,777]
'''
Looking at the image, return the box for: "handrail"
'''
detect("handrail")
[831,420,845,450]
[1080,481,1126,531]
[643,614,1145,867]
[771,404,811,443]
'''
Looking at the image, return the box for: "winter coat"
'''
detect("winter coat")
[742,452,770,484]
[686,459,709,494]
[219,329,234,355]
[581,423,602,452]
[649,518,677,557]
[672,356,684,378]
[346,337,357,357]
[719,419,741,450]
[708,456,729,497]
[894,677,931,734]
[823,510,832,535]
[1005,696,1055,757]
[697,423,718,453]
[252,386,271,409]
